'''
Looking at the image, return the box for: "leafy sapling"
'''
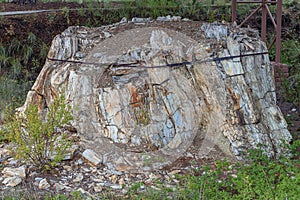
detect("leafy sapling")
[3,93,74,171]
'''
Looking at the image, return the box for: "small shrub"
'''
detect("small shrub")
[22,45,33,65]
[269,38,300,109]
[27,32,37,44]
[121,147,300,200]
[2,93,74,171]
[61,7,70,24]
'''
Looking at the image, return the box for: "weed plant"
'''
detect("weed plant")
[1,93,74,172]
[0,32,49,120]
[280,39,300,109]
[120,146,299,200]
[23,146,298,199]
[61,6,70,24]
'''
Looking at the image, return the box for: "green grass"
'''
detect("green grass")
[114,146,299,200]
[2,148,298,199]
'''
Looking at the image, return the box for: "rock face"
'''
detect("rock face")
[19,19,291,171]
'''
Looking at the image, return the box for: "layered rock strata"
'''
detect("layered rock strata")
[18,19,291,171]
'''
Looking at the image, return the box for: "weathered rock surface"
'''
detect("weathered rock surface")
[38,178,50,190]
[82,149,102,167]
[2,166,26,187]
[18,18,291,171]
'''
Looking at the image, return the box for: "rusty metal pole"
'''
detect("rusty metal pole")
[231,0,288,83]
[261,0,267,42]
[275,0,283,64]
[232,0,237,22]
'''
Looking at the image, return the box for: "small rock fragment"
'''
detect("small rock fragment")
[54,182,65,191]
[2,166,26,178]
[118,178,125,185]
[63,165,72,172]
[75,158,84,165]
[39,178,50,190]
[76,188,94,199]
[168,169,181,175]
[116,164,132,172]
[131,17,151,23]
[0,147,11,157]
[2,176,22,187]
[94,184,103,192]
[7,158,18,166]
[121,188,128,194]
[73,173,84,183]
[82,167,92,172]
[119,17,127,24]
[63,145,78,160]
[34,177,43,182]
[109,174,118,184]
[151,185,162,191]
[82,149,102,167]
[201,22,228,40]
[103,31,112,38]
[110,184,122,190]
[173,179,180,183]
[156,15,181,21]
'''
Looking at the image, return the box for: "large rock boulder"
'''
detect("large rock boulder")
[19,19,291,171]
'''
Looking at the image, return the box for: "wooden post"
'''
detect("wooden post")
[232,0,237,23]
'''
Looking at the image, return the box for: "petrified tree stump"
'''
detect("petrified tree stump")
[19,20,291,171]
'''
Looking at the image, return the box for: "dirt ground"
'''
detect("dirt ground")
[0,1,87,12]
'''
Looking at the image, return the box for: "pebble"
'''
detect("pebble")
[0,148,11,157]
[231,174,238,178]
[110,184,122,190]
[173,179,180,183]
[131,17,152,23]
[63,165,72,172]
[109,174,118,184]
[119,17,127,24]
[75,158,84,165]
[82,149,102,167]
[73,173,84,183]
[82,167,92,172]
[169,169,181,175]
[38,178,50,190]
[7,159,18,166]
[2,176,22,187]
[77,188,93,199]
[2,166,26,178]
[151,185,162,191]
[93,184,103,192]
[118,178,125,185]
[54,182,65,191]
[103,31,112,38]
[34,177,43,182]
